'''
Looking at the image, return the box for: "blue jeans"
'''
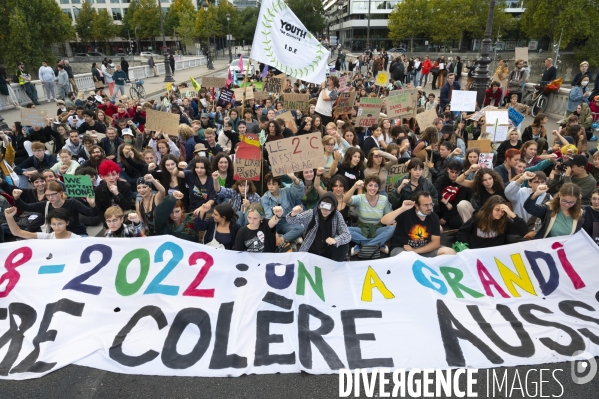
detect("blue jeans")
[276,218,304,242]
[111,84,125,101]
[349,225,395,248]
[420,73,429,86]
[413,71,421,86]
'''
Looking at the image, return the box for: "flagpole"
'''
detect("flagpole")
[241,59,252,111]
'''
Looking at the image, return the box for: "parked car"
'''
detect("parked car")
[387,47,407,53]
[140,52,160,57]
[74,53,90,57]
[114,53,128,57]
[87,52,105,57]
[228,58,255,79]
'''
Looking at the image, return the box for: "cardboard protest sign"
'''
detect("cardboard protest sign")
[338,75,351,93]
[274,109,298,133]
[145,109,180,137]
[484,110,510,142]
[478,153,494,169]
[216,88,234,107]
[415,108,438,129]
[20,108,48,127]
[450,90,477,112]
[386,90,416,118]
[201,76,226,88]
[3,231,599,380]
[356,97,383,127]
[515,47,528,62]
[253,91,271,102]
[360,65,368,75]
[386,163,407,193]
[333,91,357,118]
[375,71,390,87]
[467,139,492,153]
[262,76,284,94]
[233,87,254,101]
[63,174,94,198]
[485,124,509,142]
[283,93,310,114]
[234,133,262,181]
[265,132,324,176]
[508,107,525,126]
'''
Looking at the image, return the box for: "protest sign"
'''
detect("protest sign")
[253,91,271,102]
[450,90,477,112]
[478,153,494,168]
[508,107,525,126]
[467,139,492,153]
[216,88,234,107]
[63,174,94,198]
[356,97,383,127]
[283,93,310,114]
[375,71,390,87]
[415,108,438,129]
[234,88,254,101]
[386,90,415,118]
[338,75,351,93]
[2,231,599,380]
[20,108,47,127]
[515,47,528,62]
[235,133,261,181]
[201,77,226,88]
[360,65,368,75]
[484,110,510,142]
[274,109,298,133]
[485,125,509,142]
[333,91,357,118]
[265,132,324,175]
[262,76,284,94]
[233,156,261,181]
[145,109,180,137]
[385,163,407,192]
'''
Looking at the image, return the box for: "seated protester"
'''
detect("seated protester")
[363,148,398,193]
[194,128,223,160]
[94,160,133,222]
[180,124,198,163]
[213,172,260,214]
[522,114,549,154]
[547,154,596,205]
[100,127,122,161]
[218,118,241,155]
[439,125,465,157]
[194,112,217,137]
[154,190,200,242]
[77,110,106,134]
[429,141,463,180]
[381,194,456,257]
[211,152,235,189]
[433,161,471,229]
[362,124,387,155]
[286,193,351,261]
[13,141,57,188]
[524,183,584,239]
[505,171,551,232]
[343,176,395,256]
[79,144,105,173]
[582,189,599,245]
[149,133,180,164]
[63,130,85,159]
[51,149,79,178]
[494,148,521,185]
[455,166,507,222]
[234,204,283,253]
[193,202,241,250]
[261,172,305,249]
[0,172,46,204]
[4,207,81,239]
[457,195,528,249]
[74,166,102,226]
[496,128,522,165]
[484,81,503,106]
[388,158,438,210]
[299,168,327,210]
[117,143,147,190]
[314,171,351,223]
[13,181,98,236]
[590,152,599,186]
[42,169,66,191]
[103,206,144,238]
[178,156,216,212]
[135,175,166,236]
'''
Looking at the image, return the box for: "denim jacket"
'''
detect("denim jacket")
[260,180,304,218]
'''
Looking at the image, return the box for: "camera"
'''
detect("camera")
[555,159,567,172]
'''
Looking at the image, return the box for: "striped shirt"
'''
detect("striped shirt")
[351,194,391,224]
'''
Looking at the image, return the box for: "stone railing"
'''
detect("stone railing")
[522,83,570,120]
[0,57,206,111]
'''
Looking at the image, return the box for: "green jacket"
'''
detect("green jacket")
[154,194,200,242]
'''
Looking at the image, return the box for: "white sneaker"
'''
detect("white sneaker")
[52,98,57,101]
[380,245,389,255]
[351,245,360,257]
[47,99,51,102]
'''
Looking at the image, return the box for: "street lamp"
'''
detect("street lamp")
[226,12,232,63]
[338,3,342,50]
[158,0,174,82]
[475,0,495,109]
[134,25,141,55]
[202,1,214,69]
[366,0,371,50]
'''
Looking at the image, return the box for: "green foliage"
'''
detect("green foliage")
[195,5,222,43]
[75,2,97,44]
[287,0,326,36]
[165,0,196,36]
[230,7,259,43]
[388,0,431,50]
[0,0,73,69]
[177,13,196,48]
[92,9,120,49]
[121,0,160,40]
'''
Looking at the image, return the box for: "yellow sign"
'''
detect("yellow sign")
[166,82,171,92]
[375,71,390,87]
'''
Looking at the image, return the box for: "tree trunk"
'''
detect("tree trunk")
[410,37,414,52]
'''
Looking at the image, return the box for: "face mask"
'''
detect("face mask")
[582,81,589,86]
[417,210,427,217]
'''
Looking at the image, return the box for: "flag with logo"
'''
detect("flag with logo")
[250,0,330,84]
[190,76,201,92]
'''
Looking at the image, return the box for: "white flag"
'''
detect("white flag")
[250,0,330,84]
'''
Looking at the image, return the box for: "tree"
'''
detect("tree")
[388,0,431,52]
[75,2,97,46]
[92,9,120,53]
[230,6,259,44]
[177,13,196,50]
[287,0,325,36]
[165,0,196,36]
[0,0,74,71]
[195,5,222,47]
[130,0,161,40]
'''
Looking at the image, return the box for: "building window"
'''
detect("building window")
[60,0,70,4]
[71,0,81,3]
[110,0,119,3]
[85,0,94,3]
[162,7,168,13]
[73,7,80,17]
[112,8,122,20]
[121,0,130,3]
[96,0,106,3]
[62,9,73,20]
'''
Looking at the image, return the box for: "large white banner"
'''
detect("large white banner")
[1,232,599,380]
[250,0,330,84]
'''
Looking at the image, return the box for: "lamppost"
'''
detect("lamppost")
[338,3,343,50]
[202,1,215,70]
[226,12,232,63]
[134,25,141,55]
[158,0,174,82]
[366,0,371,50]
[475,0,496,109]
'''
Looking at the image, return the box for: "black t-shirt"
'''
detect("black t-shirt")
[390,209,441,250]
[582,206,599,246]
[234,219,276,253]
[335,164,364,187]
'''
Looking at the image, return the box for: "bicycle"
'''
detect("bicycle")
[129,78,146,100]
[521,80,560,117]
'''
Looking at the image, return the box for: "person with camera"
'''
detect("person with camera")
[547,154,595,205]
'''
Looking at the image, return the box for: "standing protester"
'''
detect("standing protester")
[63,60,78,94]
[111,65,127,101]
[16,62,39,105]
[39,60,57,102]
[56,65,70,100]
[121,57,130,81]
[314,76,339,126]
[148,56,158,77]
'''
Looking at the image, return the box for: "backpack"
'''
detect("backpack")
[358,245,381,260]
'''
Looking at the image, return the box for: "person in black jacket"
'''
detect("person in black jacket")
[13,141,57,187]
[120,57,130,80]
[434,161,471,229]
[457,195,528,249]
[94,159,133,223]
[194,202,240,249]
[117,143,147,192]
